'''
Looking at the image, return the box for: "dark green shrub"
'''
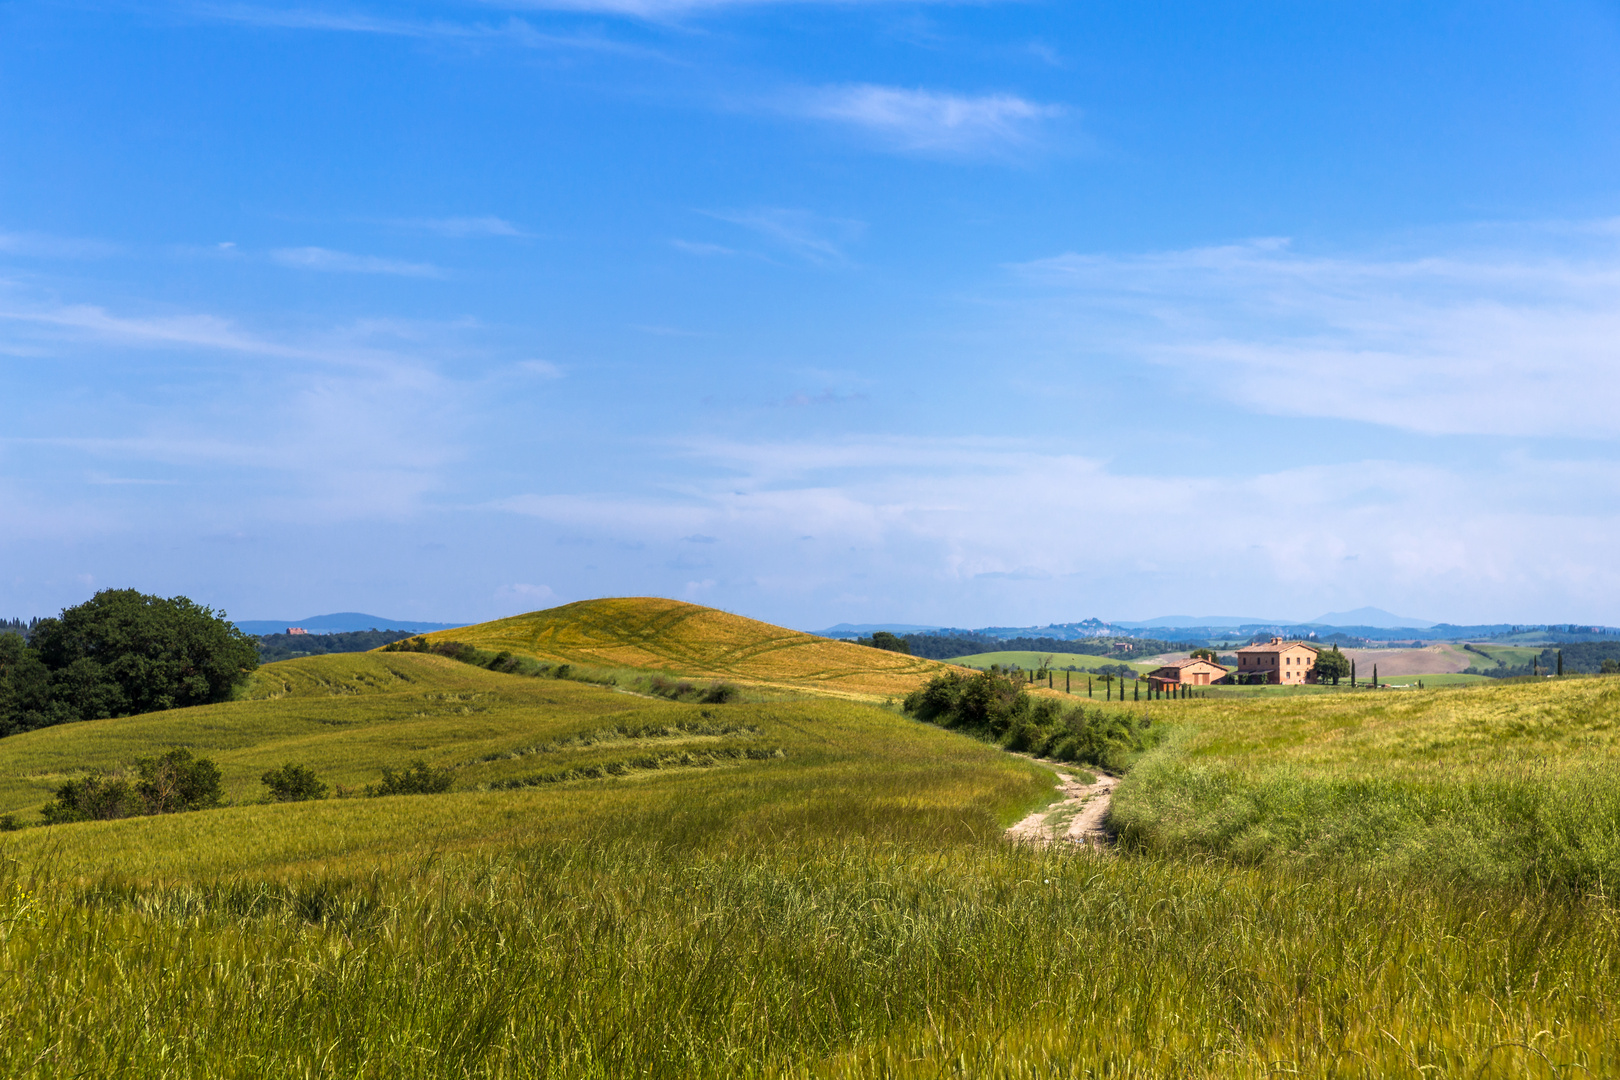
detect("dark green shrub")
[135,748,225,813]
[701,681,739,704]
[904,670,1163,774]
[40,748,224,824]
[41,773,138,824]
[262,763,329,802]
[0,813,20,832]
[367,760,453,797]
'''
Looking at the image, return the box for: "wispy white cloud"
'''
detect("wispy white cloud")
[0,303,310,358]
[516,359,565,378]
[789,84,1064,154]
[0,230,122,259]
[192,4,666,54]
[703,208,864,265]
[670,238,742,257]
[460,0,946,18]
[489,435,1620,625]
[0,292,472,526]
[394,215,528,238]
[270,246,445,277]
[1011,227,1620,439]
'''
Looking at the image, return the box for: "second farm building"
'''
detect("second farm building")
[1146,637,1320,692]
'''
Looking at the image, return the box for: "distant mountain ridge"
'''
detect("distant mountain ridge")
[1304,607,1434,629]
[235,612,467,635]
[816,608,1618,644]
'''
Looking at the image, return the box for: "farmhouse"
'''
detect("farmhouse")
[1146,657,1228,691]
[1235,637,1319,685]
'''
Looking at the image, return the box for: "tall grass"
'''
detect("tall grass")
[2,838,1616,1078]
[1112,677,1620,887]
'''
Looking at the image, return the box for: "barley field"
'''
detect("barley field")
[2,602,1618,1077]
[1112,675,1620,886]
[412,596,953,698]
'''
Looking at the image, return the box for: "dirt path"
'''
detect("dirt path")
[1006,767,1118,848]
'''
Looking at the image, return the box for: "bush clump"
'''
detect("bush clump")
[646,676,740,704]
[382,638,609,685]
[904,669,1162,773]
[366,759,453,797]
[261,763,328,802]
[40,748,224,824]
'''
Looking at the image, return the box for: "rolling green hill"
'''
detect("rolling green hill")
[946,650,1153,675]
[409,596,957,699]
[0,650,1043,835]
[1,601,1618,1076]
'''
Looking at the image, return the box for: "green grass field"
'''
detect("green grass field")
[1462,642,1544,669]
[1112,674,1620,886]
[1,600,1619,1077]
[945,649,1154,675]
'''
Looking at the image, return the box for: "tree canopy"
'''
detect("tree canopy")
[0,590,259,737]
[857,631,911,655]
[1315,646,1352,685]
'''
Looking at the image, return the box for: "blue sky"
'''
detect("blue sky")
[3,0,1620,630]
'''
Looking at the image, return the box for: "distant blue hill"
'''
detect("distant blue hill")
[1115,615,1283,629]
[817,622,945,638]
[235,612,467,636]
[1304,607,1434,629]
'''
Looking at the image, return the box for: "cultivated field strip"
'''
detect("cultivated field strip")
[413,597,952,698]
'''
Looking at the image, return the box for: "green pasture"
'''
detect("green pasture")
[1,647,1620,1075]
[1113,673,1620,886]
[1460,642,1544,668]
[1380,671,1493,686]
[946,649,1153,674]
[0,652,1049,834]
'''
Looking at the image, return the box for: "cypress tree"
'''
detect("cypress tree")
[1557,650,1564,676]
[1066,671,1071,693]
[1373,663,1378,688]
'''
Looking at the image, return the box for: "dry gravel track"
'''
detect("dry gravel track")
[1006,767,1118,848]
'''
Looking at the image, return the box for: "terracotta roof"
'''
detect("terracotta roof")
[1157,657,1228,671]
[1236,639,1320,654]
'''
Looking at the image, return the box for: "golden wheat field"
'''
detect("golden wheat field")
[414,596,953,699]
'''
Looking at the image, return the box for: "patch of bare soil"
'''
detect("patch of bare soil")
[1337,644,1474,676]
[1006,768,1118,849]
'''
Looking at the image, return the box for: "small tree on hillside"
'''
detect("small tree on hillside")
[262,763,328,802]
[134,748,224,813]
[1190,648,1217,662]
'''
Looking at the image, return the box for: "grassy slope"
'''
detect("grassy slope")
[412,597,952,699]
[945,649,1154,674]
[0,651,1048,835]
[1,610,1618,1076]
[1112,675,1620,885]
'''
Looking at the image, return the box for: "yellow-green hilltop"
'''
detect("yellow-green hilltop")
[409,595,955,698]
[0,595,1617,1077]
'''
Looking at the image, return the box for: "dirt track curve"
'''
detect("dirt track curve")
[1006,768,1118,848]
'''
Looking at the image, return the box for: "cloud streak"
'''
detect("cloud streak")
[270,246,445,277]
[1012,228,1620,439]
[703,208,864,265]
[192,4,669,54]
[790,84,1064,155]
[393,216,528,238]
